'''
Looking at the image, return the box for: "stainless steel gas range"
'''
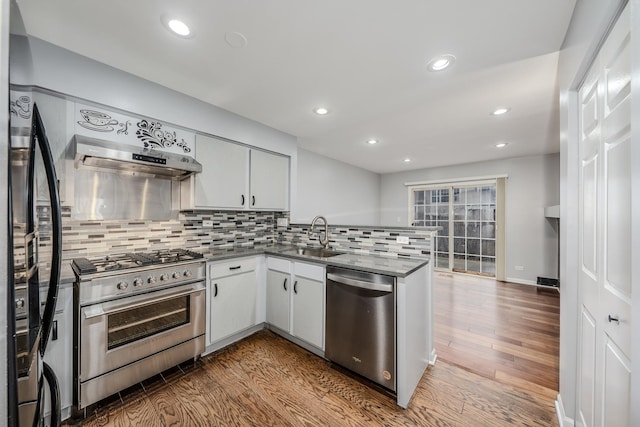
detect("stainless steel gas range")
[71,249,206,412]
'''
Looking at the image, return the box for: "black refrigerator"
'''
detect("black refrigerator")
[7,100,62,426]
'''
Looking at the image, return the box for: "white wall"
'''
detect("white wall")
[10,34,302,216]
[12,36,298,157]
[293,148,381,225]
[556,0,628,424]
[380,154,560,284]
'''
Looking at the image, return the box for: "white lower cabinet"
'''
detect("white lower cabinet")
[291,276,324,349]
[266,269,291,332]
[41,285,73,419]
[207,257,258,346]
[266,257,325,351]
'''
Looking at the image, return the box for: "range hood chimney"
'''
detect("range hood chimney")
[73,135,202,178]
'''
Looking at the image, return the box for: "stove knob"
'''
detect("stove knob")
[15,298,25,309]
[183,270,192,278]
[147,276,157,284]
[172,271,181,279]
[133,278,143,287]
[117,281,129,290]
[160,274,169,282]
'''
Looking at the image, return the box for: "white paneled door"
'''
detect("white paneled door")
[577,4,631,427]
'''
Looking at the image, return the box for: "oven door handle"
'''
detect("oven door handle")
[82,285,204,320]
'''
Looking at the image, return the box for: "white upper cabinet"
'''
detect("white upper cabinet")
[186,134,248,209]
[250,149,289,210]
[182,134,289,211]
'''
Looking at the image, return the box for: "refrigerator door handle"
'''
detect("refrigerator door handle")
[32,104,62,356]
[24,231,38,279]
[43,362,61,427]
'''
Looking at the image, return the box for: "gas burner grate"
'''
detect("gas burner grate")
[146,249,204,264]
[72,249,204,275]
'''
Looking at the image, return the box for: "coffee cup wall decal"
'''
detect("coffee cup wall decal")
[10,95,32,119]
[74,103,195,155]
[78,109,119,132]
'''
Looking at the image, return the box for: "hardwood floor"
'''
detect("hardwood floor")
[67,272,560,426]
[434,272,560,402]
[71,333,558,425]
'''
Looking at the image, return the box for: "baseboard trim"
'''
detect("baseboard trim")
[555,394,575,427]
[505,277,539,287]
[202,323,264,355]
[429,349,437,365]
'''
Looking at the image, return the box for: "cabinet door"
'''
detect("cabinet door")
[193,134,248,209]
[250,149,289,210]
[209,271,256,344]
[292,277,324,349]
[266,270,290,331]
[42,286,73,416]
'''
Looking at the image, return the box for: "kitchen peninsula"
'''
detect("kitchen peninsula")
[199,242,434,408]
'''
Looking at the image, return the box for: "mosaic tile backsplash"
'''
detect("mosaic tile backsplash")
[59,209,434,261]
[278,221,435,259]
[60,209,276,261]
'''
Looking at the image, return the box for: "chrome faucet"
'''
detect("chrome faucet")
[308,215,329,248]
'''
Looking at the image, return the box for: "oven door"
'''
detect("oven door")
[79,282,205,382]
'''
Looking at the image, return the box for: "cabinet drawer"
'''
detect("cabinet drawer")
[294,262,325,282]
[209,257,257,279]
[266,257,291,274]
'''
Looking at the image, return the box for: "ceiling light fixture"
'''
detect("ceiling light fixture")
[367,139,378,145]
[169,19,190,36]
[495,142,508,148]
[314,107,329,115]
[427,54,456,72]
[491,107,511,116]
[404,158,411,163]
[161,15,194,38]
[225,31,248,48]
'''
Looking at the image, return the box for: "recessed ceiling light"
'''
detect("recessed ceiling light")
[161,15,194,38]
[427,54,456,72]
[367,139,378,145]
[225,31,248,48]
[314,107,329,115]
[491,107,511,116]
[169,20,190,36]
[404,158,411,163]
[495,142,508,148]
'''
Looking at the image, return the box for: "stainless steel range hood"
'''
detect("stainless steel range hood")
[73,135,202,178]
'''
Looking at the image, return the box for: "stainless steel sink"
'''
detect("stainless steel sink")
[283,247,342,258]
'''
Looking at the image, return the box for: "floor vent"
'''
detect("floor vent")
[536,276,559,287]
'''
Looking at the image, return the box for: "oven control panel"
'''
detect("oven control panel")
[77,261,205,305]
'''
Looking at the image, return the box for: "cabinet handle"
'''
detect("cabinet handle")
[294,281,298,294]
[229,265,241,270]
[608,315,620,324]
[52,320,58,341]
[241,195,245,206]
[283,278,287,291]
[252,195,256,206]
[214,283,218,297]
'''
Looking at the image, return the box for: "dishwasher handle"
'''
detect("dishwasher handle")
[327,273,393,293]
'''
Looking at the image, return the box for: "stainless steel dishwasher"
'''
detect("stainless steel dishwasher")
[325,266,396,392]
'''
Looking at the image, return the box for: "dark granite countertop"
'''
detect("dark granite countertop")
[37,260,76,290]
[60,261,75,284]
[198,244,429,278]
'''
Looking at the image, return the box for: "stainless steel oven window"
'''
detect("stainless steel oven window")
[106,295,191,350]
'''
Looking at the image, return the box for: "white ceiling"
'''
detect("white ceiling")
[16,0,576,174]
